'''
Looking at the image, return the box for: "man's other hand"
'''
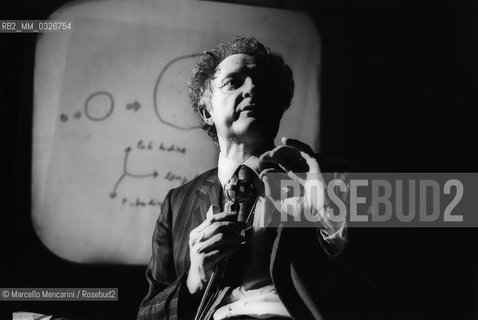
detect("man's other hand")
[259,137,325,219]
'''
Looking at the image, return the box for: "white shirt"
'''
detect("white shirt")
[213,152,346,320]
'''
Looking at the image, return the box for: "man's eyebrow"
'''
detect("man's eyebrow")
[222,71,240,78]
[214,64,254,81]
[215,69,240,81]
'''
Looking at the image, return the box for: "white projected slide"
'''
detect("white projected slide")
[33,0,320,264]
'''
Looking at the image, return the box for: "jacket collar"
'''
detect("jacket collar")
[196,168,222,222]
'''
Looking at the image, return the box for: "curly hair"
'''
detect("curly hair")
[188,37,294,142]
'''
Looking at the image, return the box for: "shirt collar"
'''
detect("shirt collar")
[218,152,261,188]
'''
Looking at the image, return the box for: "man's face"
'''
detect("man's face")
[205,53,283,146]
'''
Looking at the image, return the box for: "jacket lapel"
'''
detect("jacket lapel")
[195,169,222,225]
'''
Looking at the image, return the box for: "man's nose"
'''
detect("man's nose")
[242,76,255,98]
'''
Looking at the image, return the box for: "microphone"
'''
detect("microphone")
[193,166,256,320]
[224,166,256,222]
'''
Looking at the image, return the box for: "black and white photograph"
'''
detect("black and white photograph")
[1,0,477,319]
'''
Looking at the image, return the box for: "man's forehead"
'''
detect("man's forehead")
[214,54,258,78]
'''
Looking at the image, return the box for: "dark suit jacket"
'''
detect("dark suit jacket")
[137,167,380,320]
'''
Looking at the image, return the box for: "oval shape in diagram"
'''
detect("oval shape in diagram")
[153,54,202,130]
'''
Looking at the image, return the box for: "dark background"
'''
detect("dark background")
[1,0,477,319]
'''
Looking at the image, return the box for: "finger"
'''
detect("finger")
[259,150,275,163]
[267,141,320,175]
[281,137,314,155]
[262,146,308,173]
[210,211,240,222]
[299,151,321,174]
[192,211,239,234]
[259,167,282,181]
[260,146,296,168]
[201,221,245,240]
[196,232,244,254]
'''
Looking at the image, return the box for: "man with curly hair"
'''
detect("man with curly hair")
[137,37,366,320]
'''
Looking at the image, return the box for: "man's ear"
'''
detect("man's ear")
[198,104,213,126]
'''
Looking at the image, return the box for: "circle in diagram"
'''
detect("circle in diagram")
[153,54,202,130]
[85,91,114,121]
